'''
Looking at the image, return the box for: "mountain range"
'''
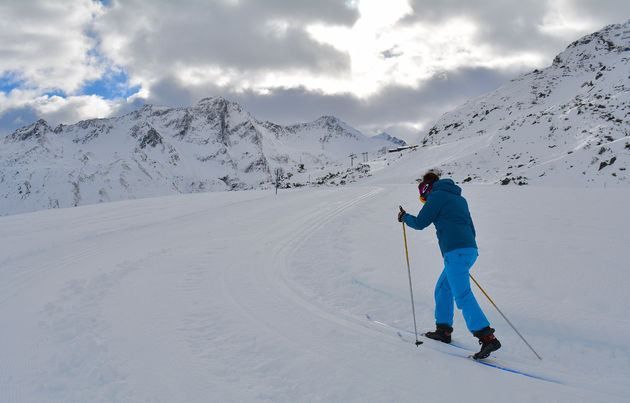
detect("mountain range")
[2,20,630,216]
[1,97,402,215]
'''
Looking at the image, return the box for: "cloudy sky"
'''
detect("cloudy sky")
[1,0,629,143]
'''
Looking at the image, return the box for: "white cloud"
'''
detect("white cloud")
[307,9,550,97]
[0,88,116,130]
[33,95,114,120]
[538,0,599,39]
[0,0,105,94]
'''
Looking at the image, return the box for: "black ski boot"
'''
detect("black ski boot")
[472,327,501,360]
[424,324,453,344]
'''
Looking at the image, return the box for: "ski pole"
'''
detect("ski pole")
[400,211,422,346]
[469,274,542,360]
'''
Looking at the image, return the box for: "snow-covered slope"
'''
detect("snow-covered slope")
[415,21,630,186]
[0,97,399,216]
[1,184,628,402]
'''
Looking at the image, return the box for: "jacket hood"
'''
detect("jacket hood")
[431,179,462,196]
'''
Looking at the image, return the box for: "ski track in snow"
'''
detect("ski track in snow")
[1,186,629,402]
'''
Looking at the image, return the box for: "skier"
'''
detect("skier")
[397,170,501,359]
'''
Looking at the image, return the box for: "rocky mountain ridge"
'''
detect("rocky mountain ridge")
[1,97,401,215]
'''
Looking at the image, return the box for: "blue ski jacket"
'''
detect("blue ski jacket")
[402,179,477,255]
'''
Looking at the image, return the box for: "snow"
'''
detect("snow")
[1,174,629,402]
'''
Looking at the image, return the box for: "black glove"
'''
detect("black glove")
[398,206,406,222]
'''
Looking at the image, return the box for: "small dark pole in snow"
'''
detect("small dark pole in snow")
[275,169,279,195]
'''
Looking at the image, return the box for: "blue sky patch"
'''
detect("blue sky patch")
[0,72,26,94]
[80,67,140,100]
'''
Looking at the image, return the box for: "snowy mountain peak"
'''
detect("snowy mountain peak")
[309,115,364,139]
[196,96,242,111]
[7,118,52,142]
[555,20,630,69]
[373,132,407,147]
[314,115,342,125]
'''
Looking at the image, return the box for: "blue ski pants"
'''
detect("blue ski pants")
[434,248,490,333]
